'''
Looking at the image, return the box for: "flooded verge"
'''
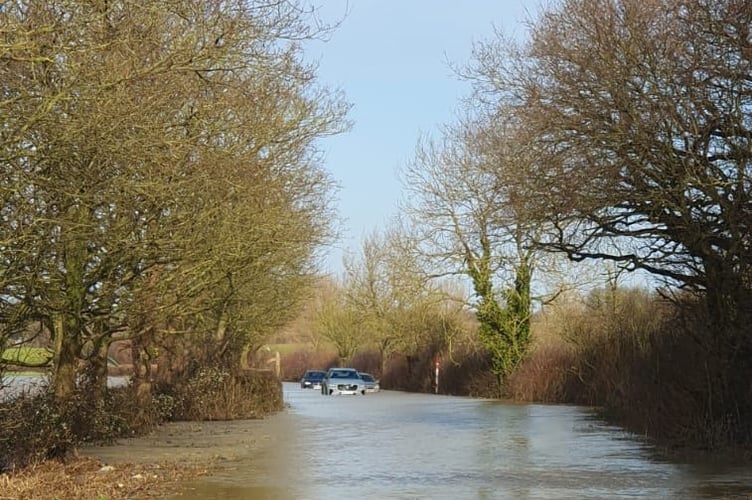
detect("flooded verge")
[1,373,46,399]
[81,382,752,499]
[1,373,129,400]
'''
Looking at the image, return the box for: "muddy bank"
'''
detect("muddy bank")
[81,417,281,467]
[80,412,297,498]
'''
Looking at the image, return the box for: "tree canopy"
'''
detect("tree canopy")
[465,0,751,329]
[0,0,350,402]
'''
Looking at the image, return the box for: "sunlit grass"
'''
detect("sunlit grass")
[1,347,54,366]
[1,347,120,367]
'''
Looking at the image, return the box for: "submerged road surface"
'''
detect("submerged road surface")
[167,382,752,499]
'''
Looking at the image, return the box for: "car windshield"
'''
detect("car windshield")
[330,370,356,378]
[306,371,325,379]
[360,374,374,382]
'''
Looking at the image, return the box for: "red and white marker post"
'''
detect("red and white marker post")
[434,355,440,394]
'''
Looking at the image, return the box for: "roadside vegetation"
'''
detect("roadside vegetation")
[1,456,210,500]
[1,0,750,494]
[0,0,348,487]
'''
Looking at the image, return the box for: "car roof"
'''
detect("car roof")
[327,368,358,375]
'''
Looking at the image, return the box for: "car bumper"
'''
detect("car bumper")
[331,389,359,395]
[326,383,363,395]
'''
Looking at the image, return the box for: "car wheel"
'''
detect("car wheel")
[329,389,333,395]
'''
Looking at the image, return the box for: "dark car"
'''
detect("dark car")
[300,370,326,389]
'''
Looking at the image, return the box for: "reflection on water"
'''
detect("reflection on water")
[169,382,752,499]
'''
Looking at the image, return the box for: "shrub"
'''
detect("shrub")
[436,349,496,398]
[505,340,579,403]
[279,349,337,381]
[348,350,380,376]
[0,390,73,472]
[0,384,146,472]
[165,367,283,421]
[525,287,752,452]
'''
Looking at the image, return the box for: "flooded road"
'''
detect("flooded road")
[165,382,752,499]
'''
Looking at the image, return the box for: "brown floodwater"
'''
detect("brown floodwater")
[81,382,752,499]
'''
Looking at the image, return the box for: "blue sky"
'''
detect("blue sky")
[307,1,540,274]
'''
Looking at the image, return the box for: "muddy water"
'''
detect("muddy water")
[84,382,752,499]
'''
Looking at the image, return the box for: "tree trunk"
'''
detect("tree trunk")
[155,331,176,385]
[52,314,79,405]
[131,332,153,429]
[240,344,251,370]
[85,338,111,405]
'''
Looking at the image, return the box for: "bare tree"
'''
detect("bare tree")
[343,225,458,374]
[402,111,540,388]
[312,278,364,365]
[468,0,752,329]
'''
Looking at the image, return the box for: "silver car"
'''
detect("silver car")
[321,368,365,395]
[358,372,380,393]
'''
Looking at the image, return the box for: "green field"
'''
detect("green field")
[1,347,54,366]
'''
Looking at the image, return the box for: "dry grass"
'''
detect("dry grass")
[0,455,210,500]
